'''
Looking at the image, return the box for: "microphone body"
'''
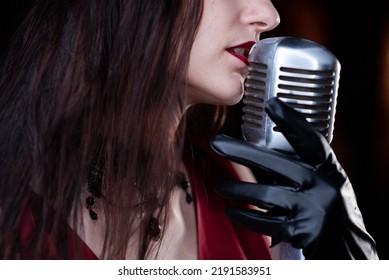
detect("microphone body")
[242,36,340,154]
[241,37,341,259]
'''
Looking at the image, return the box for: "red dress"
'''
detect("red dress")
[184,136,271,260]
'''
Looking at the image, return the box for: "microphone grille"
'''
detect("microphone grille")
[242,37,340,152]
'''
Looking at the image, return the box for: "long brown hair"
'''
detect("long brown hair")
[0,0,204,259]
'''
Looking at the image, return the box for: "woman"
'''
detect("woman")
[0,0,378,260]
[0,0,279,260]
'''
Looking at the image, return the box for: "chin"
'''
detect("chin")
[224,79,245,105]
[186,84,244,106]
[221,90,244,106]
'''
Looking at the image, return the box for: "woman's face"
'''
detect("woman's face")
[185,0,280,106]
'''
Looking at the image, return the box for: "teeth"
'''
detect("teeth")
[233,48,246,55]
[232,48,250,57]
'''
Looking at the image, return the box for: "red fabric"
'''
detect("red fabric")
[184,137,272,260]
[20,200,98,259]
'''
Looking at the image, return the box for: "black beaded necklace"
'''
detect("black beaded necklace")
[85,159,104,220]
[85,168,192,241]
[175,171,193,204]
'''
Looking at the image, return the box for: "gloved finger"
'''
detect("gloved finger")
[225,207,291,242]
[265,97,331,166]
[211,134,312,186]
[215,179,298,210]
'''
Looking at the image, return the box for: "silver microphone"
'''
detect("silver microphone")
[242,36,340,154]
[241,37,341,259]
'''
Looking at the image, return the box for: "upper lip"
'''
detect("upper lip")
[226,41,256,58]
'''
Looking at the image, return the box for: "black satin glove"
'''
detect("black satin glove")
[211,97,378,260]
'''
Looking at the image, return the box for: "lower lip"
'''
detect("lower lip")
[228,51,249,65]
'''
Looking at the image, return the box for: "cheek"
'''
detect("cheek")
[185,57,246,106]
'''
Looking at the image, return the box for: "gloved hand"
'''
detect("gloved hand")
[211,97,378,259]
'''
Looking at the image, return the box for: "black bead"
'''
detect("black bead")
[186,193,193,204]
[86,196,95,206]
[180,180,190,190]
[89,210,98,220]
[147,217,161,241]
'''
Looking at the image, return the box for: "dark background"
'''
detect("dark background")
[226,0,389,259]
[1,0,389,259]
[271,0,389,260]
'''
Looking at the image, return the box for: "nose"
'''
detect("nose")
[241,0,280,38]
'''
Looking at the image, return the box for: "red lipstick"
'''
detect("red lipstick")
[226,41,255,65]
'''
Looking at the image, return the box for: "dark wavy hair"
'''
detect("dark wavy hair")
[0,0,206,259]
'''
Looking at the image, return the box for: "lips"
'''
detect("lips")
[226,41,255,65]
